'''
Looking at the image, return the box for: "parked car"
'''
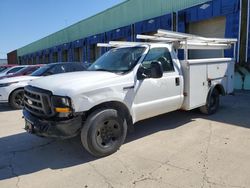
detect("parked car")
[22,30,236,157]
[0,62,86,109]
[0,64,19,73]
[0,65,43,79]
[82,62,92,69]
[0,65,27,77]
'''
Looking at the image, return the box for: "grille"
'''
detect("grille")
[24,86,54,117]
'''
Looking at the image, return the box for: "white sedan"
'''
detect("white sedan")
[0,65,27,77]
[0,62,87,109]
[0,76,40,109]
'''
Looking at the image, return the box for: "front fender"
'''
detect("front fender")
[71,87,130,113]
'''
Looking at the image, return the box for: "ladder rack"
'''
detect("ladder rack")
[97,29,238,60]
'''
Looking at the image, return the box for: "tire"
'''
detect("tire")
[199,89,220,115]
[81,108,127,157]
[9,89,24,110]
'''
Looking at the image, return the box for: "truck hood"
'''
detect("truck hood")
[29,71,124,95]
[0,75,39,84]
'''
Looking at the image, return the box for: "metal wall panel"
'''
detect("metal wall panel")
[248,0,250,62]
[71,39,85,62]
[178,0,239,24]
[7,50,18,64]
[72,39,84,48]
[86,33,105,45]
[177,0,240,60]
[68,48,73,62]
[35,52,40,64]
[106,25,132,41]
[135,14,172,35]
[86,33,106,63]
[188,16,226,59]
[225,12,240,58]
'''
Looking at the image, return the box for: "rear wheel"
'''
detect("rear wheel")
[200,89,220,115]
[81,108,127,157]
[9,89,24,110]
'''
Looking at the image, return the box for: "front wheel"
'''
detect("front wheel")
[81,108,127,157]
[9,89,24,110]
[199,89,220,115]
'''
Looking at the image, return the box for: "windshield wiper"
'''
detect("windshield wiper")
[90,68,128,74]
[93,69,114,73]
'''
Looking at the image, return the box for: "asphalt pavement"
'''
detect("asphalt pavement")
[0,91,250,188]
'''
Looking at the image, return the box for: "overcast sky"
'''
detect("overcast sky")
[0,0,125,59]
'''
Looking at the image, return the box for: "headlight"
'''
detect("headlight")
[0,82,18,87]
[51,96,72,113]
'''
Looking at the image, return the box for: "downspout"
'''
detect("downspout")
[245,0,250,63]
[239,0,248,65]
[176,11,178,32]
[237,0,242,64]
[172,12,177,31]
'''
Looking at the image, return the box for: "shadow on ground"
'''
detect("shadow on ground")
[202,90,250,129]
[0,110,194,180]
[0,103,17,112]
[0,91,249,180]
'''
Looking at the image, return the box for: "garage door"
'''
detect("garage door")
[188,16,226,59]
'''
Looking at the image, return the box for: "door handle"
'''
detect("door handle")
[175,77,180,86]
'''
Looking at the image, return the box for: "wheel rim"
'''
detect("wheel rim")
[14,91,24,108]
[96,119,122,149]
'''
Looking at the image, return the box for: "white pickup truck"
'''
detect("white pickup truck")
[23,30,237,157]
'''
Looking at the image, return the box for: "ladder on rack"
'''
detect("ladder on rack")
[97,29,238,60]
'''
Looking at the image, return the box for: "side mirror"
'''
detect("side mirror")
[150,61,163,79]
[137,61,163,80]
[137,66,150,80]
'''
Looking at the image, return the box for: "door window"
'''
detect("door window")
[25,67,40,75]
[142,48,174,72]
[7,67,24,74]
[63,63,85,72]
[48,65,66,75]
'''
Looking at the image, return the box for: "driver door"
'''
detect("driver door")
[132,47,183,122]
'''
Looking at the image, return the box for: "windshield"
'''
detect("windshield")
[11,66,29,75]
[88,47,146,73]
[31,64,51,76]
[0,67,8,73]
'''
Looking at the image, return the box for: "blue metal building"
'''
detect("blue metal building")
[8,0,250,66]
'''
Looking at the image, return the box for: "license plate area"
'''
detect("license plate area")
[25,119,34,133]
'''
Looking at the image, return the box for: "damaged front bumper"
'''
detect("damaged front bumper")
[23,109,82,139]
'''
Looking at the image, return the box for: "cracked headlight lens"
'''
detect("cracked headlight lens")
[51,96,72,113]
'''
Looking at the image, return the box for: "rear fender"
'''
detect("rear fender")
[207,84,225,104]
